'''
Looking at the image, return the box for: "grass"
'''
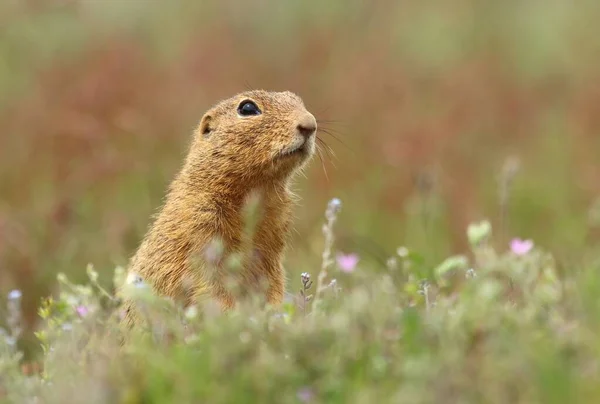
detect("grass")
[1,1,600,402]
[1,200,599,403]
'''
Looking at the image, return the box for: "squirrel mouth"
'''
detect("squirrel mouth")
[279,144,307,158]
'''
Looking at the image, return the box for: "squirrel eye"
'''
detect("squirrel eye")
[237,100,261,116]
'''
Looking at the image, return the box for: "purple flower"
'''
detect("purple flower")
[336,253,359,273]
[75,305,89,317]
[296,387,314,403]
[510,238,534,256]
[328,198,341,211]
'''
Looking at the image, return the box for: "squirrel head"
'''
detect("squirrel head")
[187,90,317,187]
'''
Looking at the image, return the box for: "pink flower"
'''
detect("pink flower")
[336,253,359,273]
[510,238,534,256]
[75,305,89,317]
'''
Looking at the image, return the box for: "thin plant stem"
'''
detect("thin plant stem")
[312,198,341,311]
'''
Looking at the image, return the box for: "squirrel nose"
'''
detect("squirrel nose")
[297,113,317,139]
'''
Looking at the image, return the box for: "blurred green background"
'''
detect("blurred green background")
[1,0,599,333]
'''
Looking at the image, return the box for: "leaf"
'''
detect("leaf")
[434,255,469,279]
[467,220,492,246]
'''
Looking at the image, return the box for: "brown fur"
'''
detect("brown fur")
[119,90,316,327]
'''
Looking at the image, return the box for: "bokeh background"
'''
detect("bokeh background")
[1,0,599,340]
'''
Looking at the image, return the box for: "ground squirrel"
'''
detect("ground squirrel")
[120,90,317,326]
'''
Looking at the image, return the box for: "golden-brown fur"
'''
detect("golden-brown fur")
[119,90,316,327]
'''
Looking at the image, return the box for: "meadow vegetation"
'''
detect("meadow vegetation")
[1,1,600,402]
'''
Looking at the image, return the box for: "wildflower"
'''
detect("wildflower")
[6,289,22,339]
[396,246,409,257]
[75,305,89,317]
[510,238,534,256]
[336,253,359,273]
[301,272,312,289]
[184,305,198,320]
[126,272,145,287]
[297,387,314,403]
[325,198,342,221]
[8,289,22,300]
[328,197,341,212]
[465,268,477,279]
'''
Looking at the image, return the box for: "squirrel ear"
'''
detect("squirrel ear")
[199,114,213,136]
